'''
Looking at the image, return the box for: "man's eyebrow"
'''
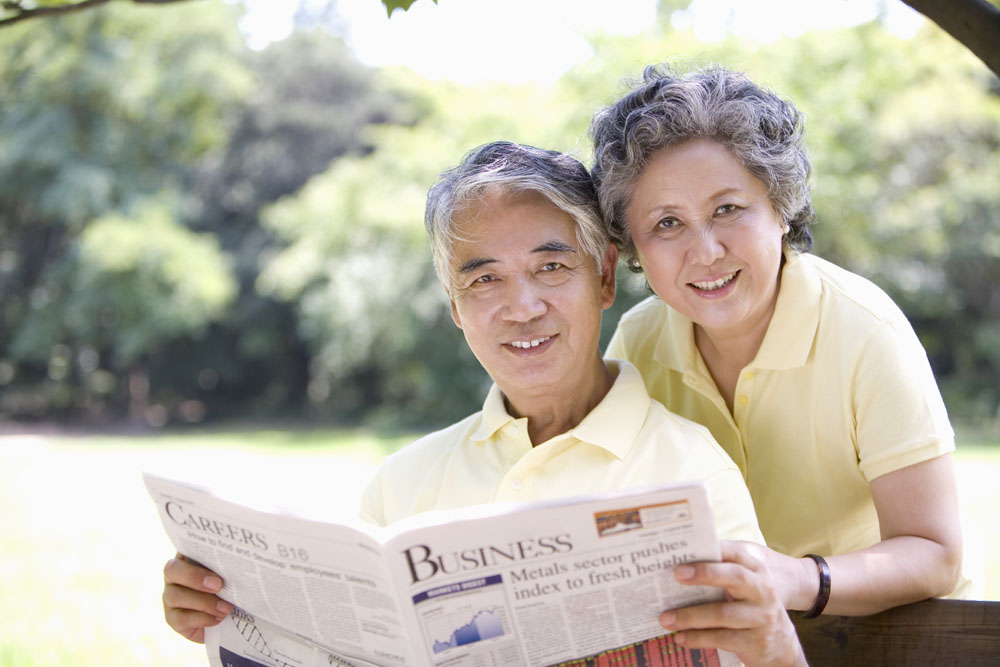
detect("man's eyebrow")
[533,241,576,254]
[457,241,575,273]
[457,257,496,274]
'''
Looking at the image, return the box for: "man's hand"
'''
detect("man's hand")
[162,554,234,644]
[658,541,807,667]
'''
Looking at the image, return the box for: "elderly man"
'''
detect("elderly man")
[163,142,804,666]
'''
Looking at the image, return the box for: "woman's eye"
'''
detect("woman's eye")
[655,217,679,230]
[716,204,738,215]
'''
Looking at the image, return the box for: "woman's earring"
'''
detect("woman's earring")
[783,223,791,235]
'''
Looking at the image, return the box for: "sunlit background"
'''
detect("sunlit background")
[1,0,998,664]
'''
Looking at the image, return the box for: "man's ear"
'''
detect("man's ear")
[447,286,463,329]
[600,242,618,310]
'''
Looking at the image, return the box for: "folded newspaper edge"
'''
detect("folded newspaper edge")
[144,472,742,667]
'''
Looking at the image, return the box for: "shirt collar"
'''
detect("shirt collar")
[569,360,650,460]
[469,360,651,461]
[653,250,821,372]
[753,251,821,369]
[471,383,518,442]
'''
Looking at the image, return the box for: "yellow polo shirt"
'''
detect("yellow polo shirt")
[606,252,956,561]
[361,360,763,546]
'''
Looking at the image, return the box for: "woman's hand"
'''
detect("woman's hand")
[658,540,807,667]
[162,554,234,643]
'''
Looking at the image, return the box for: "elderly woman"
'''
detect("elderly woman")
[590,64,969,648]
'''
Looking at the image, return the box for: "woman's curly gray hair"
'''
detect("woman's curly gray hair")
[589,64,814,272]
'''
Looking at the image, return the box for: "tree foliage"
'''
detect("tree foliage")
[1,2,998,432]
[0,2,408,424]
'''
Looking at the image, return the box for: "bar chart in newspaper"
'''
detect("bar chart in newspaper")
[549,634,722,667]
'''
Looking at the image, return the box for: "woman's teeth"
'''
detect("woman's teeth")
[692,272,737,290]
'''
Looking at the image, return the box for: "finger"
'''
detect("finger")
[719,540,767,571]
[673,618,804,666]
[164,555,224,593]
[163,606,226,645]
[674,626,747,652]
[674,560,764,602]
[660,599,765,632]
[674,626,771,658]
[163,582,233,619]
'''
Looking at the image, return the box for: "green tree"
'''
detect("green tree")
[0,6,412,424]
[166,29,413,419]
[0,2,251,420]
[9,201,237,421]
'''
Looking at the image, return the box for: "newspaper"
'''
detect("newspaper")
[144,472,741,667]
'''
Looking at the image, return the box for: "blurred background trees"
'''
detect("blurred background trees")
[0,0,998,432]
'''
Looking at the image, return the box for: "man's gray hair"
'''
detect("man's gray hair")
[589,64,815,272]
[425,141,608,284]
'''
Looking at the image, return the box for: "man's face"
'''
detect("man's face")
[447,190,616,402]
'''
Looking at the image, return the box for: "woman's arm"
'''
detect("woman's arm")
[667,457,962,663]
[821,453,963,614]
[766,454,963,615]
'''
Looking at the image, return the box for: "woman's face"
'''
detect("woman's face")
[626,138,786,341]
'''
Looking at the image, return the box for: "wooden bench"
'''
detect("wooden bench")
[791,598,1000,666]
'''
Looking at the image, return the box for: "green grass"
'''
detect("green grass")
[953,442,1000,601]
[1,429,996,666]
[0,427,408,667]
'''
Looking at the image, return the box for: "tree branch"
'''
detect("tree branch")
[902,0,1000,77]
[0,0,193,28]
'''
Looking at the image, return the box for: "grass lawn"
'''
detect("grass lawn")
[1,428,997,666]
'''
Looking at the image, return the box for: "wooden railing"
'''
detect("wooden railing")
[791,598,1000,666]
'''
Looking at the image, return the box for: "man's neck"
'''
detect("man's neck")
[502,358,615,446]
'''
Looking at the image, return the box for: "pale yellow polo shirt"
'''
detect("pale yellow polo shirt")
[607,252,958,563]
[361,360,763,546]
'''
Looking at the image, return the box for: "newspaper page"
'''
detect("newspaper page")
[381,482,740,667]
[145,472,419,667]
[144,473,740,667]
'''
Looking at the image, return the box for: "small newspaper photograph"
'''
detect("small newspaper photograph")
[144,472,741,667]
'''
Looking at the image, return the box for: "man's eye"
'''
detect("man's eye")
[541,262,563,272]
[472,274,495,285]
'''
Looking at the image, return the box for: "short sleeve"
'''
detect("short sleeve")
[853,319,955,482]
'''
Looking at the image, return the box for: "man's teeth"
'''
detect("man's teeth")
[692,272,737,290]
[511,337,551,349]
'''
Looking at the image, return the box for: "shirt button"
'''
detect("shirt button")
[737,395,749,406]
[511,479,523,491]
[503,424,517,436]
[743,371,756,380]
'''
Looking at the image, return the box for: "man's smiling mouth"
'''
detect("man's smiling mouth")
[510,336,551,349]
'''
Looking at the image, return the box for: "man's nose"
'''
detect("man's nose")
[501,277,547,322]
